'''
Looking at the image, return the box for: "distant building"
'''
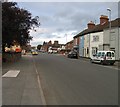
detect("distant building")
[41,40,65,53]
[65,40,73,52]
[22,43,31,52]
[41,41,49,52]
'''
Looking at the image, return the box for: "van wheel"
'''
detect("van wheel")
[110,63,114,65]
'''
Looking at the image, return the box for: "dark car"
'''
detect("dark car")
[67,51,78,59]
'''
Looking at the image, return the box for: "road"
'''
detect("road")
[2,53,118,105]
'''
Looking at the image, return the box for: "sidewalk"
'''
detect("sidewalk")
[2,55,44,105]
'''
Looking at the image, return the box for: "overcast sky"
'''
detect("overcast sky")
[15,2,119,46]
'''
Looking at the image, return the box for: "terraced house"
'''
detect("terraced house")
[74,15,120,60]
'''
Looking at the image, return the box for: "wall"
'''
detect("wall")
[90,31,103,58]
[74,37,80,46]
[114,27,120,60]
[66,42,73,51]
[84,34,90,58]
[103,27,120,60]
[79,36,84,57]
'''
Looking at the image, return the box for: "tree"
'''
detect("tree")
[2,2,40,51]
[37,44,42,50]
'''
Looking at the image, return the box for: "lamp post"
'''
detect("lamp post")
[65,34,67,52]
[107,8,111,50]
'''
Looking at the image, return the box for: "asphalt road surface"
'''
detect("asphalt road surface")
[2,53,118,105]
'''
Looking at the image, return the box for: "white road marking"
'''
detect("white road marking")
[32,56,46,105]
[2,70,20,77]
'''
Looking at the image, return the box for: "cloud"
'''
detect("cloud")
[16,2,118,46]
[30,30,77,46]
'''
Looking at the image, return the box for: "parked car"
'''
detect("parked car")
[22,49,26,55]
[48,49,53,54]
[31,50,38,55]
[67,51,78,59]
[90,51,115,65]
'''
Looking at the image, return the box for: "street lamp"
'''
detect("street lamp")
[65,33,67,53]
[107,8,111,50]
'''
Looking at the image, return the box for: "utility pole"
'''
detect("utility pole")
[107,8,111,50]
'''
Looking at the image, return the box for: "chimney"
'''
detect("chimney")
[100,15,109,25]
[48,40,52,45]
[87,21,95,29]
[54,41,58,46]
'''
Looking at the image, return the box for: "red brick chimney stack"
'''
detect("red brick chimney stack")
[54,41,58,45]
[48,40,52,45]
[100,15,109,25]
[87,21,95,29]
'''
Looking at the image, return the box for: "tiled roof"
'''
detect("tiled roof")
[65,40,73,45]
[74,18,120,38]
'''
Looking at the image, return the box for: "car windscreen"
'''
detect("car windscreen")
[101,52,105,57]
[97,52,101,57]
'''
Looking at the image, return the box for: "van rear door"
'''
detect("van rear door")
[106,52,115,60]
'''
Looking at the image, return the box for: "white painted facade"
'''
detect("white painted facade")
[83,28,120,60]
[84,34,90,58]
[89,32,104,58]
[103,27,120,60]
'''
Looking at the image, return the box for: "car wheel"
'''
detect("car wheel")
[110,63,114,65]
[76,56,78,59]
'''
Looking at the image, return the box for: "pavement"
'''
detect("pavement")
[2,55,45,105]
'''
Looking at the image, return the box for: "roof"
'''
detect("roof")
[65,40,73,45]
[74,18,120,38]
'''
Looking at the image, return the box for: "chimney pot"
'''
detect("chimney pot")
[87,21,95,29]
[100,15,109,25]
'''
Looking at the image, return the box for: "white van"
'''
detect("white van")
[90,51,115,65]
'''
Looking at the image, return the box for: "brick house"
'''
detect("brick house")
[65,40,73,52]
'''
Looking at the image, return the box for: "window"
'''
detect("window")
[110,31,115,41]
[110,48,115,52]
[106,52,115,57]
[97,52,101,57]
[92,47,98,55]
[107,52,111,57]
[101,52,105,57]
[112,52,114,57]
[93,36,95,41]
[93,35,99,42]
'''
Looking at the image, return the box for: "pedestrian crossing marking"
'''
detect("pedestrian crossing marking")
[2,70,20,77]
